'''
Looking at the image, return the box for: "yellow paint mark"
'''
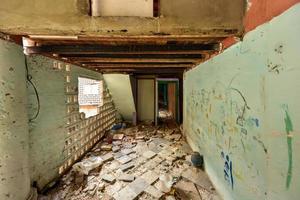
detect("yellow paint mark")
[233,170,244,181]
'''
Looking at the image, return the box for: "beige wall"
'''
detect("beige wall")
[0,0,245,36]
[92,0,153,17]
[137,79,155,121]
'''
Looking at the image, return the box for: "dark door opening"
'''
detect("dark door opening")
[156,78,179,125]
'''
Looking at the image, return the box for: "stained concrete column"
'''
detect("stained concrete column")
[0,39,31,200]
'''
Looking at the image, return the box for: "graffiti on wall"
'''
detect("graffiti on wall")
[186,76,262,155]
[283,104,293,189]
[221,151,234,190]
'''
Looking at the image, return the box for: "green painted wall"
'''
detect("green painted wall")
[183,4,300,200]
[27,55,113,189]
[0,39,31,200]
[104,74,136,121]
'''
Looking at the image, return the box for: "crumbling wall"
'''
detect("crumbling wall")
[103,74,136,121]
[27,55,116,190]
[0,39,31,199]
[183,4,300,200]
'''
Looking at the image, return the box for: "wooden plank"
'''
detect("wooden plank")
[70,58,201,63]
[80,63,193,68]
[24,43,219,54]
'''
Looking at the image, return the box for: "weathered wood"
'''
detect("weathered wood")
[24,43,219,55]
[71,58,200,63]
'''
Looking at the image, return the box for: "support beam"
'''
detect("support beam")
[81,63,193,68]
[62,54,204,59]
[24,43,219,55]
[70,58,200,63]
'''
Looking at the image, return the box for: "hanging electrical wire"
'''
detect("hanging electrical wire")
[24,56,40,122]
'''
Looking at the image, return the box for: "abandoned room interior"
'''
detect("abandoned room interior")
[0,0,300,200]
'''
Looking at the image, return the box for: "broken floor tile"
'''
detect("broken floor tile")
[112,146,120,152]
[118,174,135,182]
[128,153,137,159]
[140,171,159,185]
[113,133,124,140]
[143,160,158,170]
[116,155,132,164]
[121,148,135,155]
[113,141,122,146]
[113,186,136,200]
[102,174,116,183]
[114,152,124,159]
[120,162,135,172]
[128,177,150,196]
[106,181,123,196]
[143,150,157,159]
[101,152,114,162]
[144,185,164,199]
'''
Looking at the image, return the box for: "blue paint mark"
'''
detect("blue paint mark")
[221,151,234,190]
[252,118,259,127]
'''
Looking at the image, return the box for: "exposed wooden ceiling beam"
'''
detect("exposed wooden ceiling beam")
[57,50,214,55]
[62,54,203,59]
[82,63,193,68]
[71,58,200,63]
[95,67,186,73]
[24,43,219,55]
[27,35,228,45]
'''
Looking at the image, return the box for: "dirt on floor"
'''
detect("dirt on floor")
[39,123,221,200]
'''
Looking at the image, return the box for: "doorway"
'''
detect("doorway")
[156,78,179,125]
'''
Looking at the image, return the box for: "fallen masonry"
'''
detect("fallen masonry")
[41,123,221,200]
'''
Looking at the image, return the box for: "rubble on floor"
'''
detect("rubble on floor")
[40,123,221,200]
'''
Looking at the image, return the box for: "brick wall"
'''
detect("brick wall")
[27,55,116,190]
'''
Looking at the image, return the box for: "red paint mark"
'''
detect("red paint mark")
[244,0,300,32]
[221,1,300,50]
[221,37,240,50]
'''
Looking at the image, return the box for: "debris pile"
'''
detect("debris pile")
[41,123,221,200]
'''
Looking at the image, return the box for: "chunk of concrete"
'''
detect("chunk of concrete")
[72,156,103,175]
[118,174,135,182]
[102,174,116,183]
[113,133,124,140]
